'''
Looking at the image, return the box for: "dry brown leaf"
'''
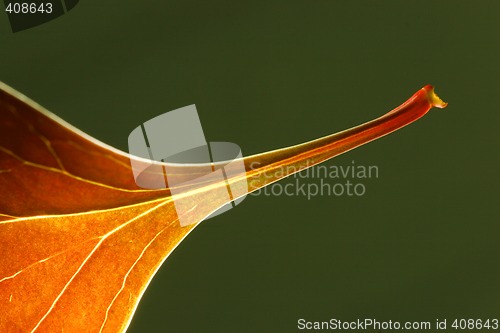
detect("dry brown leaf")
[0,82,446,332]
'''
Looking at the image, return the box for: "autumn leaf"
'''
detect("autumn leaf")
[0,81,447,332]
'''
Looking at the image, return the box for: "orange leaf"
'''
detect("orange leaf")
[0,82,446,332]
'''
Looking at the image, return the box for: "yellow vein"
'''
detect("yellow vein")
[30,200,169,333]
[4,105,64,170]
[98,221,175,333]
[0,213,18,219]
[12,105,68,172]
[0,146,165,193]
[0,197,171,224]
[119,205,200,333]
[0,237,101,283]
[65,140,132,170]
[38,135,66,171]
[1,200,174,283]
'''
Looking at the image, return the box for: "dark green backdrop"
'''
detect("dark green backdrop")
[1,1,499,332]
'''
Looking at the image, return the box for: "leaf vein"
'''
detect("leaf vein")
[30,200,169,333]
[0,145,164,193]
[0,237,101,283]
[98,219,177,333]
[0,198,170,224]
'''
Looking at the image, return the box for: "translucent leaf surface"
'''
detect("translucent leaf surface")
[0,82,446,332]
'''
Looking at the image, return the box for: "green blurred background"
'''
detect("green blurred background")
[1,1,499,332]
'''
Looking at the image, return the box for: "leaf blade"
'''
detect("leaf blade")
[0,82,446,332]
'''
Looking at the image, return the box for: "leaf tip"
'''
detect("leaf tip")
[423,85,448,109]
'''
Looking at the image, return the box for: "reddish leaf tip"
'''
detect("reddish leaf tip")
[422,85,448,109]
